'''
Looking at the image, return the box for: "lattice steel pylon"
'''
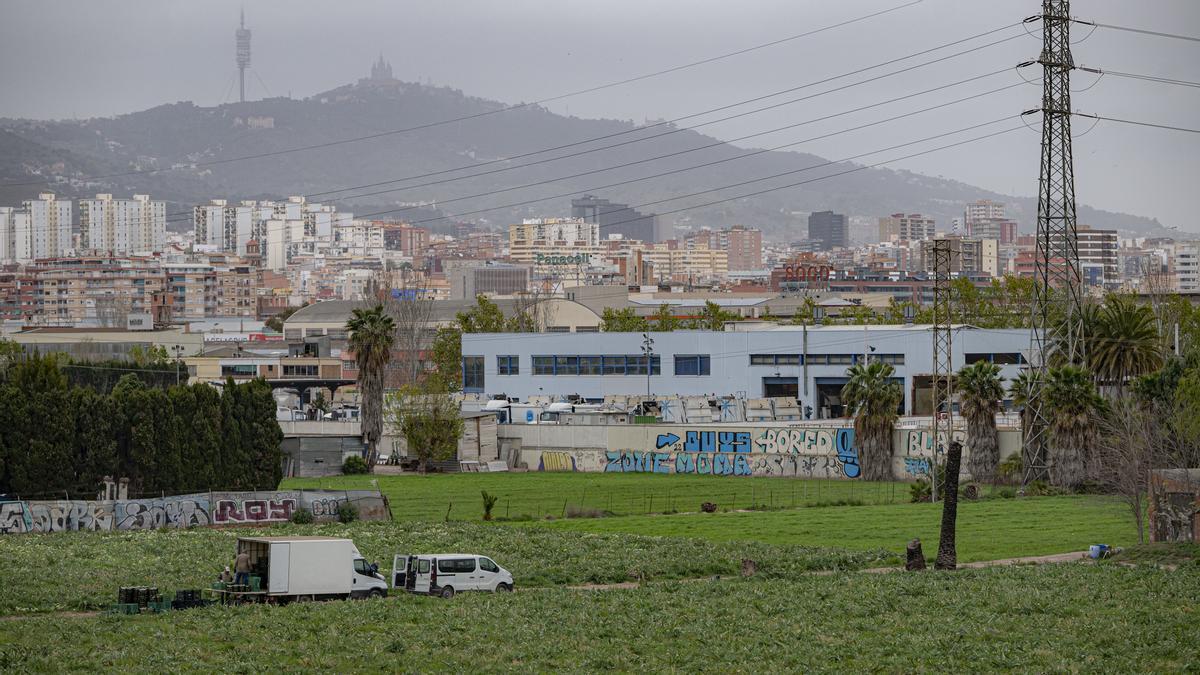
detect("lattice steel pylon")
[1024,0,1085,486]
[930,239,954,502]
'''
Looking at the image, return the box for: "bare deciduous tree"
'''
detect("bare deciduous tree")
[1093,398,1178,544]
[370,272,437,389]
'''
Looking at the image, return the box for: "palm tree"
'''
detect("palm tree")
[1090,295,1163,393]
[958,361,1004,483]
[1044,365,1103,487]
[1007,368,1041,481]
[841,361,903,481]
[347,304,396,470]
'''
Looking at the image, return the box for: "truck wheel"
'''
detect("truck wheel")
[497,583,513,593]
[368,589,383,600]
[439,586,455,599]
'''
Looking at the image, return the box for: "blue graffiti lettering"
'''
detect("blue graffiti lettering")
[685,430,716,453]
[904,457,931,476]
[835,429,861,479]
[718,431,752,453]
[656,433,681,449]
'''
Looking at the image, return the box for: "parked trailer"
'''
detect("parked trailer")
[233,536,387,603]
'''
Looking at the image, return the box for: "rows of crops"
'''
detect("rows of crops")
[0,520,892,614]
[1,564,1195,671]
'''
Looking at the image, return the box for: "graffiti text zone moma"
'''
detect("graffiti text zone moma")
[603,427,860,478]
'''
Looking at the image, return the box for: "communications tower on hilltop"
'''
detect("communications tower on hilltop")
[235,9,252,103]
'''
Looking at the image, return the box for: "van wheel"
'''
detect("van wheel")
[439,586,455,599]
[368,589,383,600]
[497,583,513,593]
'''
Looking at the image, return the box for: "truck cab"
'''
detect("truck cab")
[392,553,513,599]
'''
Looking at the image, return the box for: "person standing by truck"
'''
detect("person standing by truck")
[234,550,251,586]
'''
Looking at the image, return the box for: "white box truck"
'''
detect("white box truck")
[236,536,388,602]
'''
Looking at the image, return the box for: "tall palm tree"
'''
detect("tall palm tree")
[841,361,903,481]
[1090,295,1163,393]
[1044,364,1103,487]
[347,304,396,469]
[958,361,1004,483]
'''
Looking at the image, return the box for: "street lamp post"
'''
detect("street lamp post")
[641,333,655,401]
[171,344,185,386]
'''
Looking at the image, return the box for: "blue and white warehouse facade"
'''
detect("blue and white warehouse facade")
[461,325,1030,418]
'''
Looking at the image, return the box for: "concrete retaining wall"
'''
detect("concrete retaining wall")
[0,489,390,535]
[502,422,1021,480]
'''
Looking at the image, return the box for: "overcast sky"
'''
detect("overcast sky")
[2,0,1198,229]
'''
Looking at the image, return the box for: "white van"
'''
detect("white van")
[392,554,514,599]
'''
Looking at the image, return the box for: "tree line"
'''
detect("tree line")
[0,354,283,500]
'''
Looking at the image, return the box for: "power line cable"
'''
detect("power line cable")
[1068,112,1200,135]
[0,1,926,188]
[365,118,1021,226]
[66,27,1029,230]
[307,30,1026,200]
[340,80,1027,221]
[1072,19,1200,44]
[1075,66,1200,89]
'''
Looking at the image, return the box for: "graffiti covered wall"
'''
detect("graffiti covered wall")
[510,423,1021,480]
[0,489,389,535]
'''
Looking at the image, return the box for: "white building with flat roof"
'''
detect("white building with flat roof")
[461,325,1031,419]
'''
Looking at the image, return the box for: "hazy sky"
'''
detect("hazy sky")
[1,0,1198,229]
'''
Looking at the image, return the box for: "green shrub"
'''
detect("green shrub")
[998,454,1023,484]
[337,501,359,523]
[995,487,1017,499]
[342,456,369,475]
[290,508,315,524]
[481,490,499,521]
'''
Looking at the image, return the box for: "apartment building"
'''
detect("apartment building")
[5,193,72,262]
[686,226,763,271]
[194,199,255,254]
[878,213,935,243]
[964,199,1018,245]
[919,237,999,277]
[20,256,165,325]
[80,194,166,255]
[1175,242,1200,292]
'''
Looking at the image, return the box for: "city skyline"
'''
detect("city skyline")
[0,1,1197,230]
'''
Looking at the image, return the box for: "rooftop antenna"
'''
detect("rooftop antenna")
[236,8,252,103]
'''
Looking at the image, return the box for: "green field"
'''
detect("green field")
[283,472,913,521]
[0,472,1172,671]
[284,474,1134,562]
[1,564,1196,672]
[529,494,1135,562]
[0,521,887,615]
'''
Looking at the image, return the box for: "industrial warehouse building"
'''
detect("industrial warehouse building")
[461,325,1029,418]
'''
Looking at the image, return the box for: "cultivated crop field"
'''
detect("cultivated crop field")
[1,564,1196,672]
[0,521,888,614]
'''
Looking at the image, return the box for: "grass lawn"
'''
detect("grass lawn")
[285,474,1135,562]
[0,521,887,615]
[283,472,912,521]
[528,495,1135,562]
[1,565,1195,671]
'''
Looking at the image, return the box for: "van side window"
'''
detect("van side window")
[417,559,430,574]
[353,559,370,575]
[479,558,499,573]
[437,558,476,573]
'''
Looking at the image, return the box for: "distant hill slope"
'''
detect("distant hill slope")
[0,77,1166,240]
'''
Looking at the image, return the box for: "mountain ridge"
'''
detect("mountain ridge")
[0,76,1168,241]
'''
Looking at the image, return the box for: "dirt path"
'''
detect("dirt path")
[0,551,1099,620]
